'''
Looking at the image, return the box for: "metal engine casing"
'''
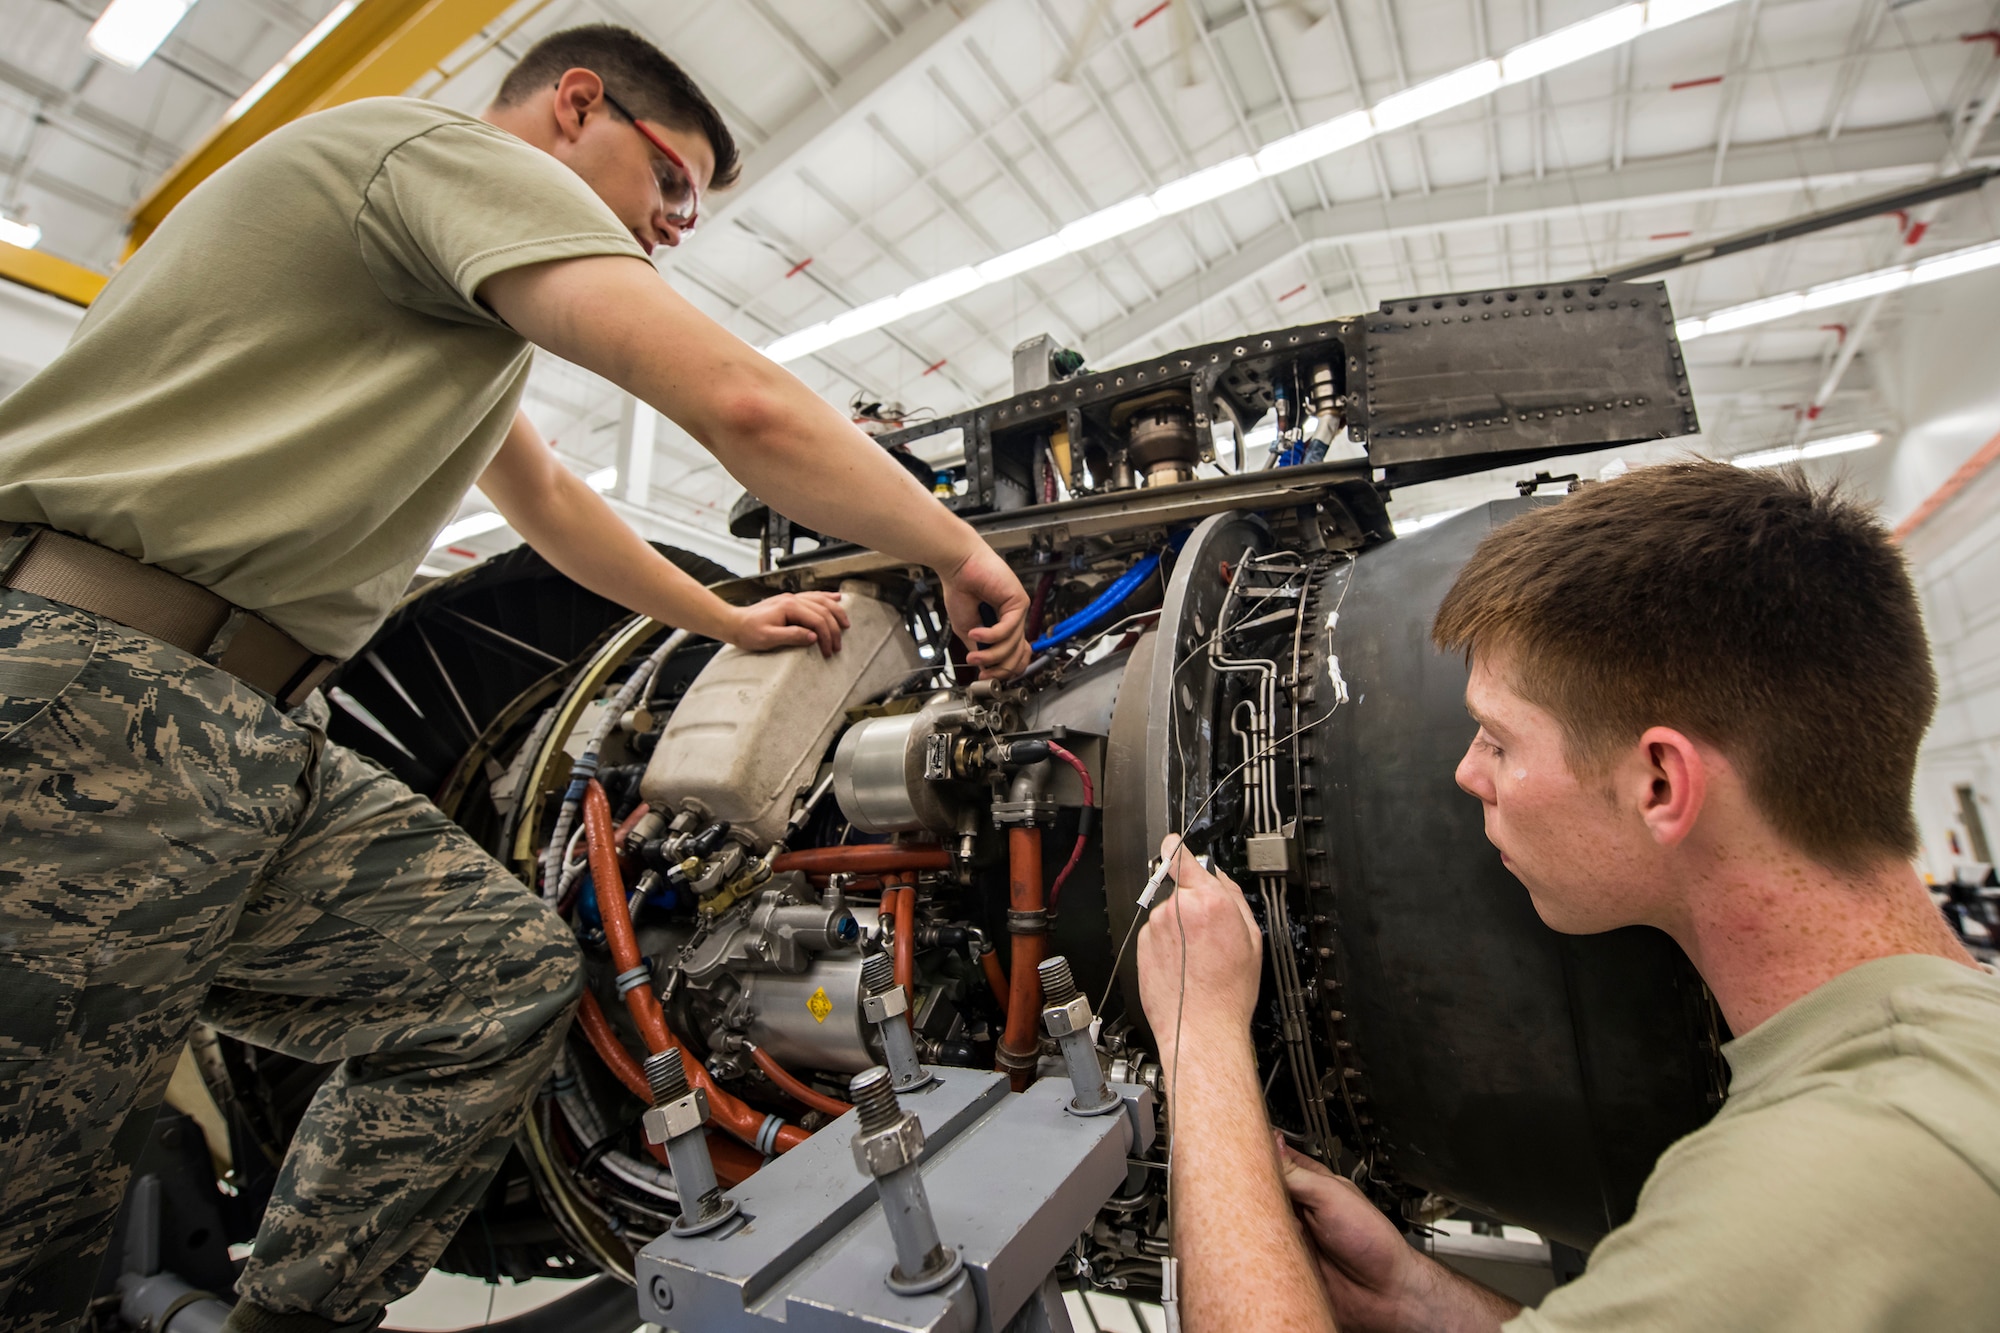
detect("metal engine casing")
[640,582,922,843]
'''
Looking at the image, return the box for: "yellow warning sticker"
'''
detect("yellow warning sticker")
[807,986,832,1023]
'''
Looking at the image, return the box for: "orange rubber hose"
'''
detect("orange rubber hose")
[997,826,1046,1091]
[889,875,917,1004]
[979,946,1011,1020]
[582,782,807,1153]
[747,1044,851,1118]
[773,845,951,874]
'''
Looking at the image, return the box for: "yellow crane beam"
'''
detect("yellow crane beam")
[127,0,517,253]
[0,240,108,307]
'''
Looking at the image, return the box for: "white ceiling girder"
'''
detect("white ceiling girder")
[696,0,994,237]
[1085,119,1995,363]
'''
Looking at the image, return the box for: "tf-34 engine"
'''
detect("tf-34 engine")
[166,281,1722,1324]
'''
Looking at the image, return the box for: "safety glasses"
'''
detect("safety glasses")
[600,90,700,234]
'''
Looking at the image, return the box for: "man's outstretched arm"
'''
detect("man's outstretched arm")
[1141,843,1523,1333]
[478,409,850,653]
[479,255,1029,678]
[1138,839,1336,1332]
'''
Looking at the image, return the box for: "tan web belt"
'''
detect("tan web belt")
[0,522,338,710]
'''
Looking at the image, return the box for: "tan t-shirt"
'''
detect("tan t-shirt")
[1506,953,2000,1332]
[0,97,648,657]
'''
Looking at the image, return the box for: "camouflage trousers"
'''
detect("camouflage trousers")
[0,590,582,1328]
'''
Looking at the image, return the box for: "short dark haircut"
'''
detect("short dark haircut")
[494,25,741,188]
[1433,459,1936,870]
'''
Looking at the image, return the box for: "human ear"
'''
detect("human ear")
[1635,726,1705,847]
[552,68,607,142]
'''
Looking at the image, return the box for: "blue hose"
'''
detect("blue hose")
[1032,550,1163,654]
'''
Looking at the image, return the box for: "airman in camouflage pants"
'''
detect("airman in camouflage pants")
[0,588,583,1330]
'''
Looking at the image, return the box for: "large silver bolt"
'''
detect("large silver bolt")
[849,1066,963,1295]
[643,1048,741,1236]
[859,952,935,1092]
[1038,956,1119,1117]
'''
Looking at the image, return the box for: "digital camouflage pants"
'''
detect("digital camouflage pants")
[0,590,582,1328]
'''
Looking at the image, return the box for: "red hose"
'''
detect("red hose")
[773,845,950,874]
[889,875,917,1004]
[996,826,1046,1091]
[581,782,808,1153]
[747,1044,851,1118]
[1046,743,1094,912]
[571,994,768,1184]
[980,945,1010,1020]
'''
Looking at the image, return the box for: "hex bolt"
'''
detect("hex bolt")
[848,1067,963,1296]
[643,1048,741,1237]
[1037,956,1120,1117]
[859,952,935,1092]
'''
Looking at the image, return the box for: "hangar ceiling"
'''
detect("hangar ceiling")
[4,0,1998,566]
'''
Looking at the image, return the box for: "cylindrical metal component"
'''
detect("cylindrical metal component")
[850,1066,900,1133]
[738,956,876,1073]
[1037,955,1080,1008]
[664,1124,728,1231]
[1126,405,1199,485]
[646,1048,690,1106]
[860,951,896,997]
[859,945,934,1092]
[1039,953,1119,1116]
[876,1162,950,1286]
[847,1067,961,1294]
[832,703,961,834]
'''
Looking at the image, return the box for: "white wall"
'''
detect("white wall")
[0,281,84,400]
[1889,265,2000,880]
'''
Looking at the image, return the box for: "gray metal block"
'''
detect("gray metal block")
[638,1072,1152,1333]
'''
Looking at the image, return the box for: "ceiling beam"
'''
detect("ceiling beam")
[1085,119,1997,363]
[698,0,993,237]
[0,239,107,306]
[128,0,518,250]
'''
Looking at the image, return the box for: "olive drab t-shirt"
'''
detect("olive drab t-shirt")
[0,98,649,658]
[1505,953,2000,1332]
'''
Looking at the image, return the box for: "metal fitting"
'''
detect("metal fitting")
[847,1067,963,1296]
[643,1049,741,1237]
[1038,956,1120,1118]
[859,952,934,1092]
[1042,994,1091,1038]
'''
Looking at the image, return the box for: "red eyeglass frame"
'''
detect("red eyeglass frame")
[600,91,700,233]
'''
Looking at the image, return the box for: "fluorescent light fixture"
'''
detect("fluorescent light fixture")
[433,510,507,549]
[0,215,41,249]
[1911,238,2000,284]
[761,0,1745,365]
[975,234,1073,284]
[1371,60,1501,132]
[1798,267,1912,311]
[897,266,984,314]
[1642,0,1737,30]
[1251,113,1374,178]
[1679,237,2000,342]
[223,0,358,123]
[86,0,194,70]
[1058,197,1161,251]
[1153,155,1264,214]
[1701,292,1807,336]
[1733,431,1882,469]
[1502,4,1645,84]
[585,466,617,491]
